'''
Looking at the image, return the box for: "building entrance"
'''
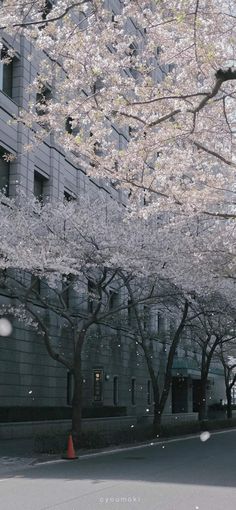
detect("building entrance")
[192,379,201,412]
[172,376,188,413]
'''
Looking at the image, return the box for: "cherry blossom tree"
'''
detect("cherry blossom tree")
[1,0,236,445]
[218,347,236,419]
[1,0,236,221]
[0,190,235,437]
[0,193,194,441]
[1,0,236,289]
[188,297,236,421]
[118,272,189,434]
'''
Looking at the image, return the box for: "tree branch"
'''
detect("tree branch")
[0,1,90,30]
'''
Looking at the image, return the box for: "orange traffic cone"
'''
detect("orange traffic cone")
[63,434,78,460]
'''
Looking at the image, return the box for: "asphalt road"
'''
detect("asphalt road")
[0,429,236,510]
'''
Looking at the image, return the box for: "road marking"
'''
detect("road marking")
[33,459,66,466]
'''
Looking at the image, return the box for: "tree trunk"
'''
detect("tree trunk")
[198,378,208,421]
[226,387,232,419]
[152,380,162,436]
[71,338,83,447]
[154,300,189,431]
[153,402,162,436]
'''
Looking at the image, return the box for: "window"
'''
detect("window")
[94,141,102,157]
[128,43,138,79]
[0,147,9,196]
[34,171,47,202]
[111,13,118,27]
[93,369,103,402]
[88,279,97,313]
[61,276,70,307]
[131,378,136,405]
[143,305,149,331]
[39,0,54,29]
[0,47,13,98]
[113,376,119,406]
[147,380,151,405]
[65,117,80,137]
[65,116,73,134]
[31,274,41,295]
[109,290,118,310]
[93,76,104,94]
[0,269,7,289]
[36,85,51,118]
[64,190,76,202]
[42,0,53,20]
[61,274,73,308]
[127,298,133,326]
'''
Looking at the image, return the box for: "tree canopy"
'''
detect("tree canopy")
[1,0,236,219]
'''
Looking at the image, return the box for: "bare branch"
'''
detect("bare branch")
[193,141,236,168]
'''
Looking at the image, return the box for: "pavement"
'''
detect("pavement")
[0,437,39,475]
[0,428,236,509]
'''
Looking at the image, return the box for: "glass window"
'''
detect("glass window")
[64,190,75,202]
[31,274,41,295]
[0,269,7,289]
[61,274,73,308]
[88,279,97,313]
[128,43,138,79]
[113,376,118,406]
[65,117,80,136]
[0,147,9,196]
[65,116,73,134]
[42,0,53,20]
[93,369,103,402]
[127,298,133,326]
[36,86,51,117]
[143,305,149,331]
[131,378,136,405]
[34,171,47,202]
[0,47,13,98]
[109,290,118,310]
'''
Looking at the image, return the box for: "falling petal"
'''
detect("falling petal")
[0,318,12,337]
[200,431,210,442]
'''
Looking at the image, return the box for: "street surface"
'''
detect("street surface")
[0,429,236,510]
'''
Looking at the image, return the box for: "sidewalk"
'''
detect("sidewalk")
[0,437,35,458]
[0,437,48,476]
